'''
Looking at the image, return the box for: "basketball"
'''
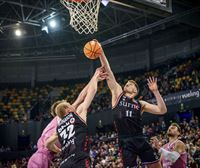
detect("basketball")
[83,40,102,59]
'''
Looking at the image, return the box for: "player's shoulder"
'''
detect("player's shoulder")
[175,140,186,148]
[139,99,148,104]
[138,100,147,108]
[176,139,185,145]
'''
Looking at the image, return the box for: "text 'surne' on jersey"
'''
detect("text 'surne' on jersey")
[113,94,143,136]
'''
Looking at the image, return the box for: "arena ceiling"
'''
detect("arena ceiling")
[0,0,199,61]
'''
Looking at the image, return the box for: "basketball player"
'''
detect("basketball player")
[28,75,96,168]
[27,100,63,168]
[45,67,107,168]
[151,123,187,168]
[96,40,167,168]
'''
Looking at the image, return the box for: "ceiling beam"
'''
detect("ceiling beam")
[0,17,41,28]
[25,0,45,20]
[0,0,56,11]
[101,6,200,46]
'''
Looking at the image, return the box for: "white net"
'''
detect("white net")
[60,0,101,34]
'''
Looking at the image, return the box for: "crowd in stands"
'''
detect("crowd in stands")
[89,116,200,168]
[0,86,52,123]
[0,157,28,168]
[0,116,199,167]
[0,55,199,122]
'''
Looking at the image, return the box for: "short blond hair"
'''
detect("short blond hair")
[50,100,66,117]
[56,102,71,119]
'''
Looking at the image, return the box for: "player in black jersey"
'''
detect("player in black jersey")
[96,40,167,168]
[45,67,107,168]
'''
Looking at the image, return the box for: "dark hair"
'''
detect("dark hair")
[50,100,66,117]
[171,123,181,133]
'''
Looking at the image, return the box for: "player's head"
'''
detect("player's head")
[55,101,73,119]
[50,100,66,117]
[123,80,139,96]
[167,123,181,137]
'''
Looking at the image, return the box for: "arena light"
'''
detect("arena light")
[49,19,57,28]
[15,29,22,36]
[101,0,110,6]
[41,25,49,34]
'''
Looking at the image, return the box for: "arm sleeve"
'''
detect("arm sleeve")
[159,148,180,163]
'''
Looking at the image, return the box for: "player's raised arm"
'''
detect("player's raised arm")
[93,40,122,106]
[76,67,107,121]
[140,77,167,115]
[72,66,107,110]
[72,83,89,110]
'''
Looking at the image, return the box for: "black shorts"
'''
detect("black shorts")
[60,153,90,168]
[119,136,160,167]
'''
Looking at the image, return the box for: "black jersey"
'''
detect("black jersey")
[113,93,143,137]
[57,112,89,160]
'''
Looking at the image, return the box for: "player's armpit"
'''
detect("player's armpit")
[104,72,122,107]
[111,86,123,108]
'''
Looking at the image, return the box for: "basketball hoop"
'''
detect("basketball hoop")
[60,0,101,34]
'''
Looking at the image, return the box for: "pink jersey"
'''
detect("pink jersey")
[28,117,61,168]
[161,139,187,168]
[37,116,60,147]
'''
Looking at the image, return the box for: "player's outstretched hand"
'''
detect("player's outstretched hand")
[94,66,108,81]
[147,77,158,93]
[150,136,161,150]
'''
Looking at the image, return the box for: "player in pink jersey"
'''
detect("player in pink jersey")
[28,82,92,168]
[151,123,187,168]
[28,114,61,168]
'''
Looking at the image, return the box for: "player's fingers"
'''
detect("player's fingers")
[152,76,155,82]
[100,66,106,72]
[150,76,153,83]
[100,65,105,69]
[99,71,107,76]
[103,74,109,79]
[100,72,108,76]
[100,75,108,80]
[98,76,106,81]
[96,67,103,72]
[148,77,152,83]
[102,67,107,73]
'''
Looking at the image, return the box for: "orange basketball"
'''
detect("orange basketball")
[83,40,102,60]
